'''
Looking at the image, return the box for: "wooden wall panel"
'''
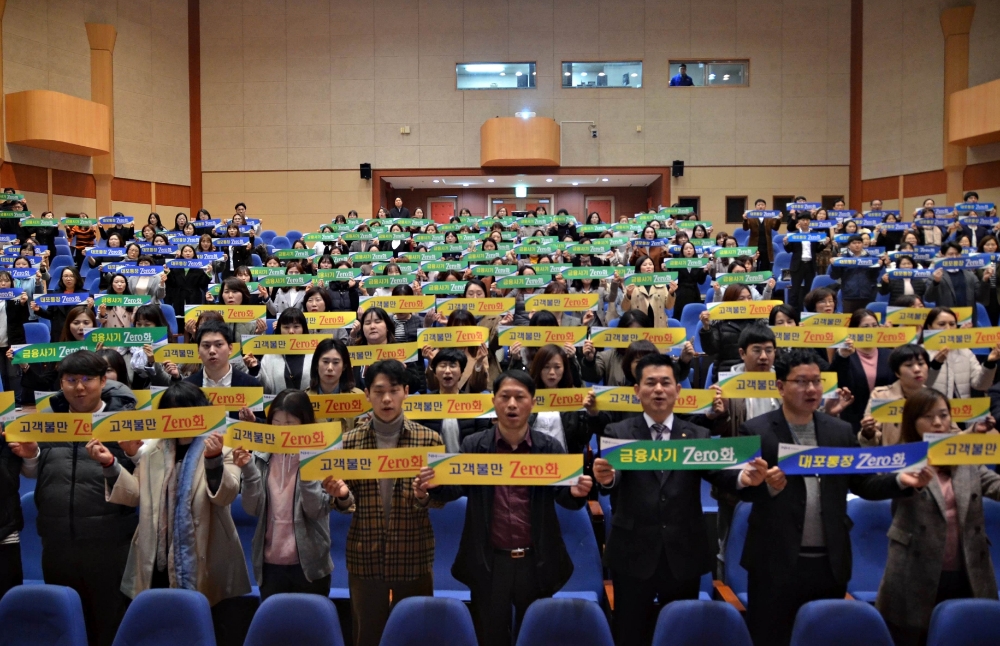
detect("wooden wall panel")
[861,176,899,203]
[0,163,48,194]
[903,170,947,198]
[850,0,863,209]
[964,161,1000,191]
[52,169,97,198]
[188,0,202,212]
[156,183,192,208]
[110,177,151,204]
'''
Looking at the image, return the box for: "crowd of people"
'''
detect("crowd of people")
[0,189,999,646]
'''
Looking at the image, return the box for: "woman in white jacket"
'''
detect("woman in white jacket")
[244,307,312,393]
[922,307,999,399]
[264,261,307,317]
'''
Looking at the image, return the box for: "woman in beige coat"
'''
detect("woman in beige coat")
[621,256,677,329]
[85,382,251,606]
[877,388,1000,646]
[922,307,1000,399]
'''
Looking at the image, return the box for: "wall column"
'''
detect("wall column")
[941,6,975,206]
[86,23,116,217]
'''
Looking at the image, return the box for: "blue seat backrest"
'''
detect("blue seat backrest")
[19,492,43,583]
[723,502,750,595]
[847,498,891,597]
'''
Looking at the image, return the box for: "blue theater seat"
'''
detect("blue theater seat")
[846,498,891,603]
[0,585,88,646]
[927,599,1000,646]
[378,597,476,646]
[111,589,217,646]
[652,600,752,646]
[516,598,612,646]
[18,493,42,584]
[245,593,344,646]
[790,599,892,646]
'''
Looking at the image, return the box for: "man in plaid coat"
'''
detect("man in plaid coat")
[331,359,443,646]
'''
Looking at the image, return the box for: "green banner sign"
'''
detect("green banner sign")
[563,267,625,281]
[0,211,30,219]
[60,218,96,226]
[259,274,312,288]
[421,260,467,272]
[577,224,610,234]
[303,233,341,242]
[717,271,772,285]
[470,265,517,277]
[430,244,465,253]
[363,274,415,288]
[601,436,761,470]
[465,251,503,263]
[715,246,758,257]
[402,251,444,262]
[19,218,57,227]
[12,341,89,364]
[421,281,468,295]
[495,275,552,290]
[624,272,678,287]
[371,263,419,274]
[250,267,287,278]
[317,268,362,281]
[274,249,315,259]
[349,252,393,263]
[86,327,169,348]
[95,294,152,308]
[663,258,711,269]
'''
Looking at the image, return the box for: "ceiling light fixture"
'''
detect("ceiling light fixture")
[499,72,506,76]
[581,72,587,77]
[601,178,609,182]
[462,183,470,187]
[631,73,638,77]
[723,74,730,80]
[514,110,536,119]
[598,72,606,76]
[563,71,571,76]
[515,71,522,76]
[545,178,553,183]
[487,178,495,183]
[433,179,440,183]
[572,182,579,186]
[708,73,716,80]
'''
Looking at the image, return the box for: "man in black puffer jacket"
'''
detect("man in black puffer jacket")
[0,433,24,599]
[10,351,138,646]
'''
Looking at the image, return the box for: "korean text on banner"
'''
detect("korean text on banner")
[225,421,342,454]
[299,446,444,481]
[777,442,928,475]
[600,436,761,470]
[426,452,583,486]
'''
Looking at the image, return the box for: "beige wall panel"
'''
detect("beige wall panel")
[52,194,97,217]
[112,200,153,218]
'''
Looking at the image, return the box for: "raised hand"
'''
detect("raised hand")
[570,475,593,498]
[739,457,768,487]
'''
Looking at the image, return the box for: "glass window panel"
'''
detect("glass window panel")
[561,61,642,88]
[457,63,536,90]
[669,60,748,87]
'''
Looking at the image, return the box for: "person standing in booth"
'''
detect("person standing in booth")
[388,197,410,220]
[743,199,782,273]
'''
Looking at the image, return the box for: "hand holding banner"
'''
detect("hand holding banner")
[241,334,328,355]
[91,408,228,441]
[718,372,838,399]
[4,413,93,442]
[925,433,1000,465]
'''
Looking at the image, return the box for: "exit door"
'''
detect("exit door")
[428,198,456,224]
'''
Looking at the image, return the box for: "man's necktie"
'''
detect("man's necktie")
[651,423,667,441]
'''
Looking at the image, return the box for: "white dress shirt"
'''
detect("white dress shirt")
[204,365,233,387]
[644,412,675,439]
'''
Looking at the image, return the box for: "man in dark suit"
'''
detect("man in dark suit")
[184,320,261,422]
[416,370,594,646]
[592,354,768,645]
[388,197,410,219]
[738,349,932,646]
[783,212,829,311]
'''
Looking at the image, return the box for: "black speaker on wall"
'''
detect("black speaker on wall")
[360,163,372,180]
[672,160,685,178]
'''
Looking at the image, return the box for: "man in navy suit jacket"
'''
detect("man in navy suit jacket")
[592,354,768,645]
[736,349,931,646]
[184,319,262,422]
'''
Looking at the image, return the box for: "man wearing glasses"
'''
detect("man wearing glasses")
[6,350,138,646]
[736,349,932,646]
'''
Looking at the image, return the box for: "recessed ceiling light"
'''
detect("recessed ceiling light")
[581,72,587,77]
[533,72,536,75]
[708,73,716,80]
[515,71,522,76]
[433,179,439,183]
[630,73,638,77]
[601,178,609,182]
[545,178,553,183]
[723,74,730,80]
[563,72,571,76]
[598,72,606,76]
[572,182,579,186]
[499,72,505,76]
[465,64,505,72]
[487,179,495,183]
[462,183,470,187]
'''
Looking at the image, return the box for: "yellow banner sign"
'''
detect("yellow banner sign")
[588,327,687,348]
[427,452,583,486]
[885,306,973,326]
[497,326,588,347]
[308,393,372,420]
[800,313,851,326]
[533,388,590,412]
[524,293,599,312]
[718,372,838,399]
[360,295,436,315]
[4,413,93,442]
[437,298,515,317]
[224,420,342,454]
[707,300,783,320]
[91,408,228,441]
[846,326,919,348]
[927,433,1000,465]
[871,397,990,424]
[416,326,489,348]
[184,304,266,322]
[299,446,444,481]
[203,387,264,411]
[303,311,356,328]
[770,326,849,348]
[0,391,16,423]
[593,387,715,414]
[403,394,494,419]
[241,334,328,355]
[155,343,241,364]
[923,327,1000,350]
[349,342,420,367]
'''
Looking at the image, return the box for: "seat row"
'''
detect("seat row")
[3,584,999,646]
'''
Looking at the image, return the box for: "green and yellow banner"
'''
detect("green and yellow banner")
[770,326,850,348]
[427,452,583,486]
[707,300,782,320]
[926,432,1000,465]
[416,326,488,347]
[349,342,420,366]
[800,313,851,326]
[593,386,715,414]
[225,421,342,454]
[241,334,328,355]
[360,295,436,314]
[533,388,591,412]
[307,393,372,420]
[600,436,761,470]
[303,311,356,328]
[718,372,838,399]
[588,327,687,349]
[870,397,990,424]
[154,343,241,364]
[300,446,444,481]
[524,293,600,312]
[403,394,494,419]
[184,304,266,322]
[885,306,973,326]
[4,413,93,442]
[846,326,919,348]
[923,327,1000,351]
[91,408,228,441]
[497,326,588,347]
[203,387,264,412]
[437,298,515,317]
